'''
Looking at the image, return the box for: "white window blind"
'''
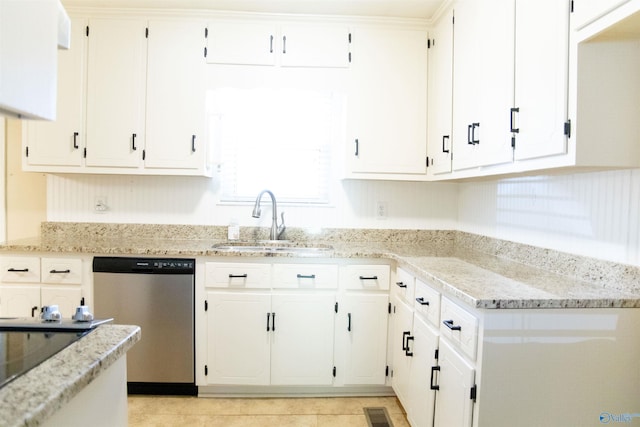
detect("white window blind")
[209,88,342,204]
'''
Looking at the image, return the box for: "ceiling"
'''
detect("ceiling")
[61,0,445,20]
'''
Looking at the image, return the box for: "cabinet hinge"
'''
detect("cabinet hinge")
[333,366,337,377]
[388,302,391,314]
[145,27,149,38]
[204,300,208,311]
[25,146,29,157]
[83,147,87,158]
[204,365,208,376]
[426,156,429,167]
[570,0,574,13]
[204,46,208,58]
[434,348,439,360]
[427,39,432,49]
[470,384,477,401]
[564,119,572,138]
[511,135,516,149]
[86,25,89,37]
[205,27,208,38]
[348,33,351,43]
[142,149,146,161]
[385,366,389,377]
[334,302,338,313]
[348,52,351,63]
[452,15,455,25]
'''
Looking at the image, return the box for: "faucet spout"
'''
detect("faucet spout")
[252,190,286,240]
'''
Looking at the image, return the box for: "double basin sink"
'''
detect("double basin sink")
[212,241,334,255]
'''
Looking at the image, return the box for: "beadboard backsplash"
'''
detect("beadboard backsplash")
[46,168,640,267]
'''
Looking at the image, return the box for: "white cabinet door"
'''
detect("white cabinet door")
[206,291,271,385]
[347,27,428,176]
[571,0,630,29]
[0,285,41,317]
[270,292,335,385]
[427,9,454,176]
[24,17,86,168]
[339,293,389,385]
[85,18,146,168]
[434,339,475,427]
[391,297,414,407]
[207,21,276,66]
[513,0,570,161]
[406,315,439,427]
[40,286,82,319]
[145,20,208,172]
[452,0,514,171]
[280,24,350,68]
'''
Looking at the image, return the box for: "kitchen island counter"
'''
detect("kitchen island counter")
[0,324,140,427]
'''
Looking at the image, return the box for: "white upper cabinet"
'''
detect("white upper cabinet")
[145,20,210,174]
[206,20,349,68]
[24,16,87,169]
[346,26,428,178]
[207,21,276,66]
[427,8,454,176]
[452,0,514,171]
[513,0,570,161]
[85,17,147,169]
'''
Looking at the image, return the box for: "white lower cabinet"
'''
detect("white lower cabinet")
[0,256,84,318]
[433,339,475,427]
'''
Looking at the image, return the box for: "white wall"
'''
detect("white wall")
[46,174,458,231]
[458,169,640,266]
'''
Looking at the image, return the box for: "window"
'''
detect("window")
[208,88,344,204]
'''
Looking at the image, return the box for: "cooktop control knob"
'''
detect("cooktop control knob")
[72,305,94,322]
[41,305,62,322]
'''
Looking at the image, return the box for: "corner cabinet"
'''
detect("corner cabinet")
[345,25,429,180]
[23,14,212,177]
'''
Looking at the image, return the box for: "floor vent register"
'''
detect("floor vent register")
[363,407,394,427]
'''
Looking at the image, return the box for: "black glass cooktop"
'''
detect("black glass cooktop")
[0,330,90,389]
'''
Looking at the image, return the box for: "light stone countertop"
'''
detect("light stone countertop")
[0,324,141,427]
[1,224,640,309]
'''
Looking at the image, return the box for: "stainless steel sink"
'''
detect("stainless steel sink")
[212,242,334,254]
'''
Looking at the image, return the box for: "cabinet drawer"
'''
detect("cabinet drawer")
[272,264,338,289]
[392,268,415,302]
[340,265,390,290]
[0,257,41,283]
[439,297,478,361]
[414,278,440,327]
[205,262,271,288]
[41,258,83,284]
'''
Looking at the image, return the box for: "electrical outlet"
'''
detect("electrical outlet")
[94,196,109,214]
[376,201,388,220]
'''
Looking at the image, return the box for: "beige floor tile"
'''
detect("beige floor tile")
[317,414,369,427]
[202,415,317,427]
[128,413,208,427]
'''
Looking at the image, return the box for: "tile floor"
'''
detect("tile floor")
[128,395,410,427]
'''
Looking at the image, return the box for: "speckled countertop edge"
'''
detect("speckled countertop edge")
[0,324,140,427]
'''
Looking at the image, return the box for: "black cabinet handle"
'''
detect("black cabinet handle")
[430,366,440,390]
[471,123,480,145]
[8,268,29,272]
[443,319,462,331]
[31,306,38,318]
[271,312,276,331]
[402,331,410,350]
[347,313,351,332]
[354,139,359,156]
[49,269,71,274]
[467,124,472,145]
[73,132,79,149]
[191,135,196,152]
[296,274,316,279]
[442,135,450,153]
[416,297,429,306]
[510,107,520,133]
[405,336,414,357]
[359,276,378,280]
[80,297,85,306]
[396,281,407,288]
[229,274,248,278]
[132,133,137,151]
[267,312,271,331]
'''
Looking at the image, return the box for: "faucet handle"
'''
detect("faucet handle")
[278,212,286,238]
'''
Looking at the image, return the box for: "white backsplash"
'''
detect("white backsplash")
[47,168,640,267]
[46,174,458,231]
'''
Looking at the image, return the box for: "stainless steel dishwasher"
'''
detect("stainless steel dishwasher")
[92,256,196,395]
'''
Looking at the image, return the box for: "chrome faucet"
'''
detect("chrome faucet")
[251,190,286,240]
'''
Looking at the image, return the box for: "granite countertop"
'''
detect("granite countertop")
[0,324,141,427]
[2,229,640,310]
